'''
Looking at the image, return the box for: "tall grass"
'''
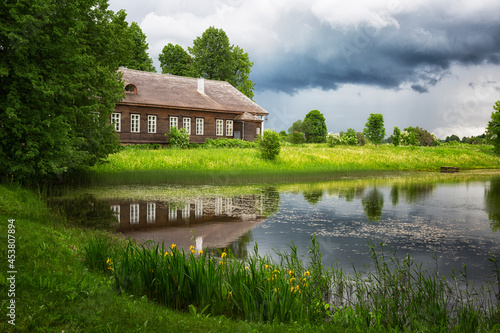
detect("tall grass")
[84,235,500,331]
[85,145,500,185]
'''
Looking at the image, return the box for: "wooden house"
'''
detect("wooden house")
[111,68,269,144]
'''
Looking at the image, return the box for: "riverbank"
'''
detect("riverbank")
[0,184,315,332]
[2,184,499,332]
[85,144,500,185]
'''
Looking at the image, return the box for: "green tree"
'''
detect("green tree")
[391,127,401,146]
[341,128,358,145]
[445,134,461,143]
[288,119,303,133]
[187,27,255,99]
[487,100,500,154]
[259,130,281,160]
[122,22,156,72]
[363,113,386,147]
[303,110,327,143]
[0,0,127,183]
[158,43,194,76]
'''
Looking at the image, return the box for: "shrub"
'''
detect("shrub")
[259,130,281,160]
[356,131,367,146]
[289,131,306,144]
[204,138,257,148]
[326,133,341,147]
[363,113,386,147]
[341,128,358,145]
[166,127,190,148]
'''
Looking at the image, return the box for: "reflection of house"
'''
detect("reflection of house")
[111,195,266,250]
[111,68,268,144]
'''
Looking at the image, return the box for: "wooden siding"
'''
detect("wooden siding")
[114,104,261,144]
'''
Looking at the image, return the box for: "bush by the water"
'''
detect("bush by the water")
[259,130,281,160]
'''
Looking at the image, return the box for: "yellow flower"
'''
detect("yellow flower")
[288,270,294,276]
[291,287,294,292]
[198,250,203,255]
[290,277,296,284]
[264,265,270,270]
[171,243,176,250]
[221,252,227,259]
[304,271,310,277]
[272,269,280,275]
[190,245,195,253]
[245,266,249,270]
[228,291,233,299]
[294,285,300,292]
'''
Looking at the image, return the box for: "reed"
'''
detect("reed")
[84,234,500,331]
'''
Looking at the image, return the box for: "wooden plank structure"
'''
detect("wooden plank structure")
[112,68,269,144]
[440,166,460,173]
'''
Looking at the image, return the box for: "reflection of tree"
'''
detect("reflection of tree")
[47,194,117,230]
[400,184,435,203]
[221,230,253,259]
[303,190,324,205]
[485,177,500,231]
[362,188,384,222]
[338,187,365,201]
[390,185,399,206]
[260,187,281,217]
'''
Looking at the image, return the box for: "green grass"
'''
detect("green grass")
[85,144,500,185]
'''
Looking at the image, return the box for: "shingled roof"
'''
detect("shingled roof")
[119,68,268,116]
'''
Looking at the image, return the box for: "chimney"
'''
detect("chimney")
[197,78,205,94]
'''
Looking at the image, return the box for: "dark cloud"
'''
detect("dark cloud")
[251,8,500,95]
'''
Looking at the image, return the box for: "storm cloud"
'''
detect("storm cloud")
[109,0,500,137]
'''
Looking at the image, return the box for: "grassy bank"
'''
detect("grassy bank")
[2,185,499,332]
[86,144,500,185]
[0,185,317,332]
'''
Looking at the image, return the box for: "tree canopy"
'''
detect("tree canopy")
[122,22,156,72]
[159,27,255,99]
[159,43,194,76]
[363,114,386,147]
[0,0,130,183]
[303,110,327,143]
[487,100,500,154]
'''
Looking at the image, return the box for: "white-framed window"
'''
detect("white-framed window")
[216,119,223,136]
[148,115,157,133]
[226,120,233,137]
[182,204,190,219]
[131,114,140,133]
[256,127,261,136]
[183,117,191,134]
[195,200,203,218]
[169,206,177,220]
[147,203,156,223]
[196,118,204,135]
[111,113,121,132]
[130,204,139,224]
[170,116,178,129]
[110,205,120,222]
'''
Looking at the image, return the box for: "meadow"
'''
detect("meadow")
[86,144,500,185]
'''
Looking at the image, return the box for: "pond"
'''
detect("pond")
[48,171,500,288]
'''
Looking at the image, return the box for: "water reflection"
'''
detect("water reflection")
[485,176,500,231]
[49,172,500,287]
[361,188,384,221]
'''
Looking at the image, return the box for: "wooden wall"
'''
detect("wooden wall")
[114,104,262,144]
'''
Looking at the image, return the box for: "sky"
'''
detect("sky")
[108,0,500,139]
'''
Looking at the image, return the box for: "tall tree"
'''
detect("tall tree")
[122,22,156,72]
[158,43,194,76]
[0,0,128,183]
[363,113,386,147]
[186,27,255,99]
[303,110,327,143]
[487,100,500,154]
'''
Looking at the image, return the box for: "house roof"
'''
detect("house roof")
[119,68,268,116]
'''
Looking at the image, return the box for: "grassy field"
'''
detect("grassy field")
[85,144,500,185]
[1,184,499,332]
